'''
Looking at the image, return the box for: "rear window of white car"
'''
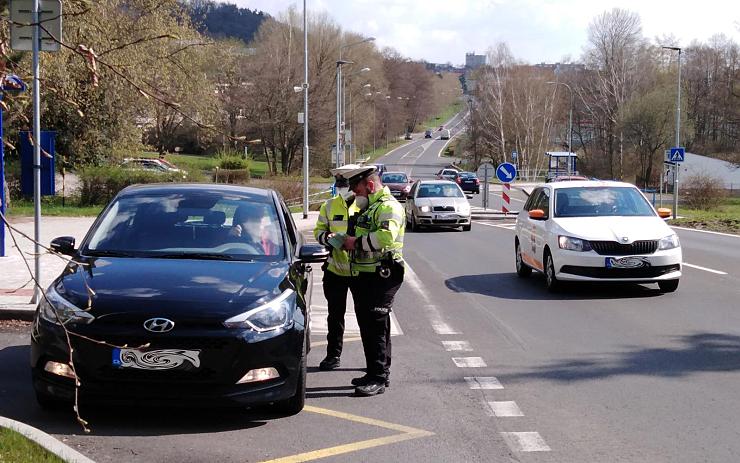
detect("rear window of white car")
[554,187,655,217]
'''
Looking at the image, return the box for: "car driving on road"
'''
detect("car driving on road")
[405,180,472,232]
[514,180,681,292]
[382,171,414,201]
[31,184,328,414]
[454,171,480,194]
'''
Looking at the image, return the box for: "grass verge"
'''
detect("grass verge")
[668,197,740,234]
[5,197,104,217]
[416,101,464,132]
[0,427,65,463]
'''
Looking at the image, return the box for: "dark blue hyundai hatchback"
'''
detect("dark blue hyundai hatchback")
[31,184,327,414]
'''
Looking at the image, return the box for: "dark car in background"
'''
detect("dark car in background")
[454,171,480,194]
[31,184,328,414]
[381,172,414,201]
[424,129,433,138]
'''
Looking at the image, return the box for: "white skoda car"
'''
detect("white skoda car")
[514,181,682,292]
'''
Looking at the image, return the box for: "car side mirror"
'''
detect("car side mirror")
[298,244,330,263]
[50,236,76,256]
[657,207,672,219]
[528,209,547,220]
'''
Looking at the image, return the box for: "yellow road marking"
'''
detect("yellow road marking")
[257,406,434,463]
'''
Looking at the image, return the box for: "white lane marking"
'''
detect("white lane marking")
[441,340,473,352]
[465,376,504,390]
[377,139,416,162]
[682,262,728,275]
[501,432,551,452]
[473,221,517,230]
[488,401,524,417]
[432,321,460,335]
[405,264,461,336]
[452,357,487,367]
[671,225,740,239]
[436,115,468,158]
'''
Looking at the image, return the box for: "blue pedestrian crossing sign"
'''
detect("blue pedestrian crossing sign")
[669,147,685,163]
[496,162,517,183]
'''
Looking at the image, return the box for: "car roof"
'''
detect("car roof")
[382,171,408,175]
[547,180,639,189]
[416,179,457,185]
[119,183,274,198]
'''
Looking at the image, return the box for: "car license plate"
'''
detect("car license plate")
[605,257,650,269]
[112,348,201,370]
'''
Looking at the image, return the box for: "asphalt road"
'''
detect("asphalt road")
[2,112,740,462]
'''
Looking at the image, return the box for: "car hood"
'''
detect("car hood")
[55,257,290,323]
[386,182,411,191]
[414,197,469,210]
[553,216,673,243]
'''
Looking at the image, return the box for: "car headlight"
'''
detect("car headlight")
[403,185,411,193]
[658,234,680,250]
[38,284,95,325]
[558,235,592,252]
[457,204,470,214]
[419,205,431,213]
[223,289,295,332]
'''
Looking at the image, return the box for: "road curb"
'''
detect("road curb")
[0,416,96,463]
[0,304,36,321]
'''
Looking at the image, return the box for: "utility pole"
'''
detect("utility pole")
[663,46,682,219]
[301,0,309,219]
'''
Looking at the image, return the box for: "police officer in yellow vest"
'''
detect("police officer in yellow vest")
[341,166,405,397]
[313,165,363,371]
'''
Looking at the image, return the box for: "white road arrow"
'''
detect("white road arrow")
[499,165,513,180]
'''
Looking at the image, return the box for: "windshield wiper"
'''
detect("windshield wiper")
[155,252,235,261]
[85,250,134,257]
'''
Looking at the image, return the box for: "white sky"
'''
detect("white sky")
[231,0,740,64]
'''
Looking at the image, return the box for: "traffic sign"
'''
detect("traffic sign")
[10,0,62,52]
[476,162,495,179]
[496,162,517,183]
[668,147,685,163]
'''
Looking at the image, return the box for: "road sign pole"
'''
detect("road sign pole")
[483,165,489,210]
[673,49,682,220]
[502,182,510,214]
[31,0,41,303]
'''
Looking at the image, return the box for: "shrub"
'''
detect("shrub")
[218,156,249,170]
[213,168,250,184]
[78,166,181,205]
[250,178,304,204]
[682,172,727,210]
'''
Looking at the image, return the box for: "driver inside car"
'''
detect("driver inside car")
[229,203,279,255]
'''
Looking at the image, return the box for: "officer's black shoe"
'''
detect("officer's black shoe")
[351,375,390,387]
[319,356,340,371]
[355,381,385,397]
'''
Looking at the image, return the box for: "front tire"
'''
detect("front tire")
[515,241,532,277]
[658,279,679,293]
[409,214,418,232]
[462,223,471,231]
[274,338,306,415]
[544,250,560,292]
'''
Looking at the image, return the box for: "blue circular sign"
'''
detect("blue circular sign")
[496,162,517,183]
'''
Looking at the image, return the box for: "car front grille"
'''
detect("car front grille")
[433,206,455,212]
[589,240,658,256]
[560,264,680,279]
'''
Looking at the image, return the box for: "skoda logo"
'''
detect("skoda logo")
[620,237,629,243]
[144,318,175,333]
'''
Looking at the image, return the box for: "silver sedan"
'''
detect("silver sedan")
[405,180,472,232]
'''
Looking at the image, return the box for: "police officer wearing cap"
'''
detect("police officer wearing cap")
[342,166,405,396]
[313,165,364,371]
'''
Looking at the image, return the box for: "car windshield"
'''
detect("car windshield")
[459,172,476,178]
[417,184,464,198]
[382,173,408,183]
[554,187,655,218]
[84,191,284,261]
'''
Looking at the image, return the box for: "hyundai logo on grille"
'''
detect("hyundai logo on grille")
[144,318,175,333]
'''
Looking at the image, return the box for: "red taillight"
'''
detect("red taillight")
[475,178,480,184]
[455,177,461,183]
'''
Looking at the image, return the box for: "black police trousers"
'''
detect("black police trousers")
[349,264,404,381]
[323,269,353,359]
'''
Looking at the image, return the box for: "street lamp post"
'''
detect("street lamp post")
[662,46,682,219]
[301,0,309,219]
[546,81,574,176]
[336,37,374,167]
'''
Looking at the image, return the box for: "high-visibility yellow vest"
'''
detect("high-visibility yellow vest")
[351,186,405,273]
[314,195,361,277]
